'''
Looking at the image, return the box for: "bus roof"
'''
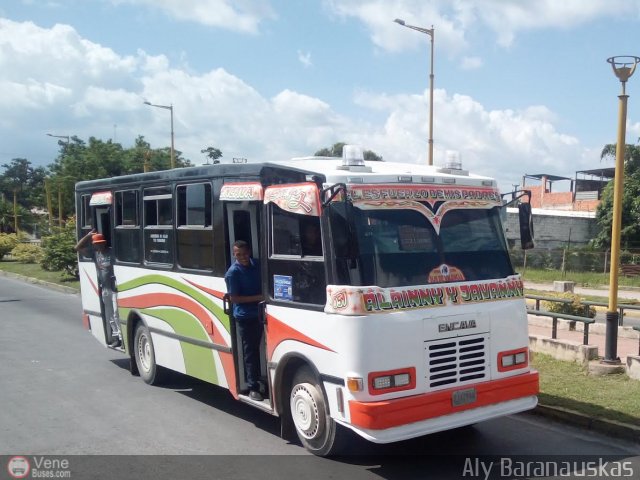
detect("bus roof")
[75,157,496,190]
[279,157,495,187]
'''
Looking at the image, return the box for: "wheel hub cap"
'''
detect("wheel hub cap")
[291,385,319,439]
[138,335,150,371]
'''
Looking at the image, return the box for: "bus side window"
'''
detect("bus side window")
[269,205,326,306]
[143,186,174,266]
[176,183,213,270]
[114,190,141,263]
[78,194,93,260]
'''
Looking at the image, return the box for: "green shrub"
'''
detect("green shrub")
[40,221,79,278]
[542,292,596,318]
[11,242,44,264]
[0,233,19,260]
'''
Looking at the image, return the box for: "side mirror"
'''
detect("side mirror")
[326,201,358,262]
[518,203,535,250]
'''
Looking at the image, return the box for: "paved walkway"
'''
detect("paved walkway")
[528,322,639,363]
[526,281,640,363]
[524,281,640,301]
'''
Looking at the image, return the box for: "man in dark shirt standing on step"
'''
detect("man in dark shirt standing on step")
[225,240,264,401]
[75,229,122,348]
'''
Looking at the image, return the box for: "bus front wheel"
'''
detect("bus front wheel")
[133,323,163,385]
[289,367,343,456]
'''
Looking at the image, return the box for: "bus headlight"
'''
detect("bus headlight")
[368,367,416,395]
[498,348,529,372]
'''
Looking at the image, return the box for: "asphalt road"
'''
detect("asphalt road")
[1,275,639,479]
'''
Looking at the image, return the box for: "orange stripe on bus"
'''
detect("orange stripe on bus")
[266,314,335,359]
[349,371,539,430]
[182,278,226,300]
[119,292,217,335]
[82,267,99,296]
[118,292,237,389]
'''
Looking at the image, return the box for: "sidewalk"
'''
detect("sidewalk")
[528,321,639,363]
[525,281,640,363]
[524,280,640,301]
[524,281,640,442]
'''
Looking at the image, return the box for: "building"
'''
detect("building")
[520,168,614,212]
[504,168,614,249]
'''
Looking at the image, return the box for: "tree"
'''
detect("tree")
[0,158,48,209]
[201,147,223,164]
[0,233,19,259]
[41,219,79,279]
[592,143,640,250]
[47,135,194,216]
[314,142,383,161]
[0,200,12,233]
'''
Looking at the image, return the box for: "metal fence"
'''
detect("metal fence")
[510,248,640,274]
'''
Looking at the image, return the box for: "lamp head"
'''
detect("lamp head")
[607,56,640,83]
[394,18,405,25]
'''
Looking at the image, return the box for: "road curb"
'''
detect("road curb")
[530,404,640,443]
[0,270,79,295]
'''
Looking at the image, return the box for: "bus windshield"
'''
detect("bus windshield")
[332,206,514,288]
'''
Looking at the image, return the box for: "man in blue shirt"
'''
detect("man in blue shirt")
[225,240,264,401]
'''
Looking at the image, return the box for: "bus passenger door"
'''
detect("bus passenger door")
[225,203,259,260]
[220,182,268,402]
[79,192,117,348]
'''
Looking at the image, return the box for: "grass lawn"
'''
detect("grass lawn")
[532,352,640,426]
[521,267,640,289]
[0,259,79,290]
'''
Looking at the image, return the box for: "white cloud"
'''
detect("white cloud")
[353,88,586,190]
[324,0,640,52]
[324,0,467,54]
[460,56,482,70]
[109,0,276,33]
[75,87,142,116]
[0,79,71,109]
[1,18,596,192]
[297,50,313,68]
[629,121,640,144]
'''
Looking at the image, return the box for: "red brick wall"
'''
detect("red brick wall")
[524,185,599,212]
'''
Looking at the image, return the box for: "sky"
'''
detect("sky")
[1,0,640,193]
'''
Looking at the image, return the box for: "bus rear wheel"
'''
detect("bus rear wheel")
[133,322,164,385]
[289,367,344,456]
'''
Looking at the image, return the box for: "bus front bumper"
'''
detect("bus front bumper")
[346,371,539,444]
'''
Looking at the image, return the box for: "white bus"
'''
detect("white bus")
[75,146,538,456]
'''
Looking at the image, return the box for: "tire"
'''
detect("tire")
[289,367,344,456]
[133,322,164,385]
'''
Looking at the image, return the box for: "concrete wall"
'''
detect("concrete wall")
[505,207,597,249]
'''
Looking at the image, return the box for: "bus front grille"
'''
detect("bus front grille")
[425,334,488,388]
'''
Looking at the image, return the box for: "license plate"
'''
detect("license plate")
[452,387,477,407]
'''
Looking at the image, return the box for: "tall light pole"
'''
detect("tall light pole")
[46,133,71,226]
[144,101,175,169]
[394,18,435,166]
[46,133,70,143]
[603,55,640,364]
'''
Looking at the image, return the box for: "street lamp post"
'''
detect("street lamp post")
[45,134,71,226]
[144,101,175,169]
[13,187,19,233]
[46,133,70,143]
[394,18,435,166]
[603,55,640,364]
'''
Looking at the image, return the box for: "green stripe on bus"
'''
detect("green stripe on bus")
[140,307,219,385]
[118,274,230,332]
